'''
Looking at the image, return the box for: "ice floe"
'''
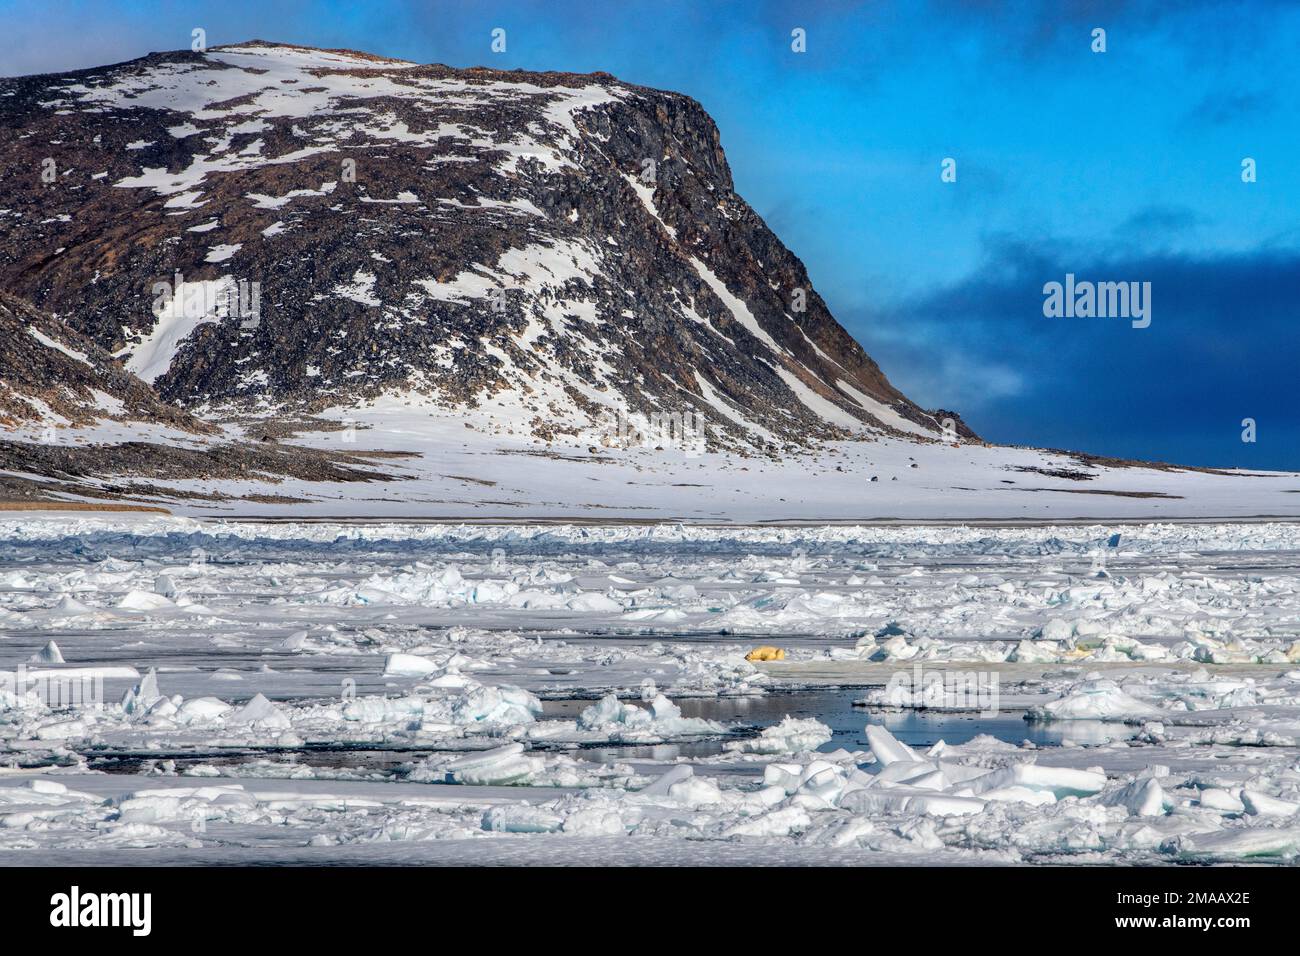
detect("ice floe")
[3,515,1300,863]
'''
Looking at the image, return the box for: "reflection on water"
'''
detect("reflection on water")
[547,689,1129,763]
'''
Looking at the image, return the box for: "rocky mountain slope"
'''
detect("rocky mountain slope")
[0,41,962,453]
[0,289,409,506]
[0,291,203,431]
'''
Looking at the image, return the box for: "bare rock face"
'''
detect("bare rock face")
[0,41,965,451]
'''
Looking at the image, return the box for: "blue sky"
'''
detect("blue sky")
[3,0,1297,468]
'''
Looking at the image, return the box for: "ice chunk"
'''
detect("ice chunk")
[1241,791,1300,817]
[666,775,725,806]
[577,693,723,740]
[176,697,234,723]
[226,693,291,730]
[865,724,922,766]
[1197,788,1245,814]
[116,590,177,611]
[278,631,308,651]
[562,808,626,836]
[341,695,427,724]
[1029,678,1162,721]
[1101,778,1168,816]
[34,719,87,740]
[383,653,438,677]
[122,668,163,716]
[439,743,544,785]
[639,765,696,797]
[578,694,626,728]
[1178,828,1300,859]
[452,683,542,725]
[725,716,832,754]
[28,641,64,664]
[565,592,622,612]
[1009,640,1061,663]
[649,695,681,720]
[967,764,1107,798]
[794,761,849,803]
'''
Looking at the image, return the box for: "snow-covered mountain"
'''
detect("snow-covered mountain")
[0,40,963,452]
[1,41,1296,519]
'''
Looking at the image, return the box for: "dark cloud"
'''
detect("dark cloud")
[852,238,1300,469]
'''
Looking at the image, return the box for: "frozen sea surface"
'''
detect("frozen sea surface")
[3,514,1300,864]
